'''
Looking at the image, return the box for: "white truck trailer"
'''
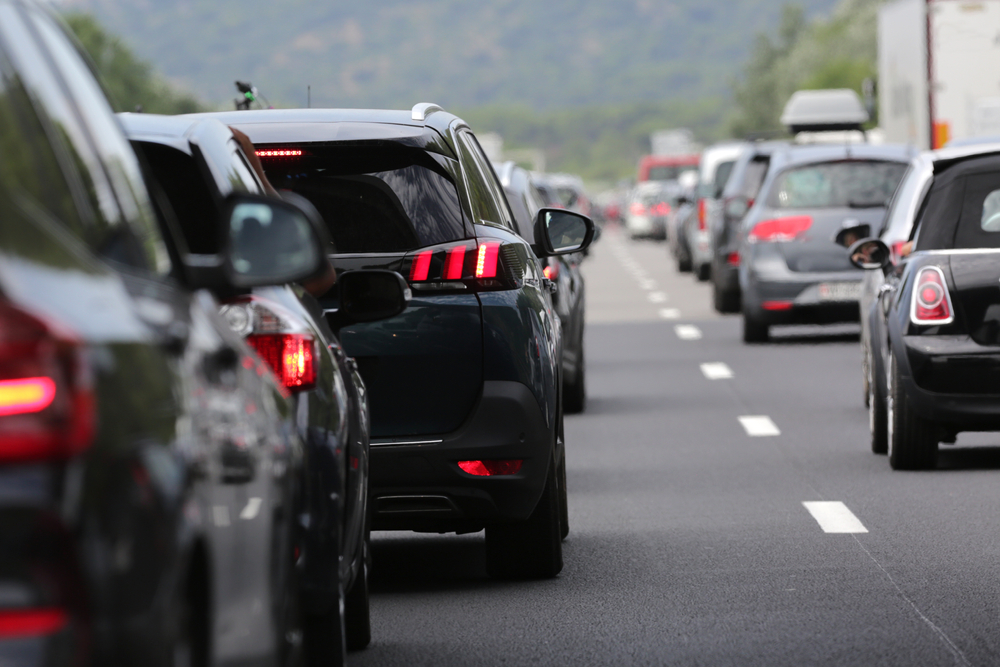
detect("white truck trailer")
[879,0,1000,149]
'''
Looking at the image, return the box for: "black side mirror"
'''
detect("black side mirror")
[724,195,751,220]
[532,208,595,258]
[848,238,891,270]
[324,270,411,333]
[835,222,872,248]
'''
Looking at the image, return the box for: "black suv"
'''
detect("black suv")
[200,104,594,578]
[0,3,332,664]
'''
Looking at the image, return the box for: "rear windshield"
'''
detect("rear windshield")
[739,158,769,199]
[768,160,907,209]
[916,167,1000,250]
[262,146,467,253]
[647,165,687,181]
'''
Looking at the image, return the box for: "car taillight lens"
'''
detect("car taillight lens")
[698,199,707,231]
[246,334,317,391]
[458,459,523,476]
[629,202,646,216]
[543,262,559,281]
[0,608,68,638]
[727,252,740,266]
[748,216,813,243]
[403,240,520,292]
[651,202,671,216]
[0,302,94,463]
[911,266,953,325]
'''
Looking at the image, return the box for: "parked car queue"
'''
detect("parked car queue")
[0,3,597,666]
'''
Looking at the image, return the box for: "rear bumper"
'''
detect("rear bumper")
[898,335,1000,429]
[742,257,861,325]
[626,215,665,238]
[369,380,552,532]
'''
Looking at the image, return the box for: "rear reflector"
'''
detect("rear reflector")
[727,252,740,267]
[762,300,794,311]
[698,199,707,231]
[0,608,67,638]
[443,245,466,280]
[911,266,953,325]
[458,460,523,476]
[748,216,813,243]
[475,242,501,279]
[246,333,317,391]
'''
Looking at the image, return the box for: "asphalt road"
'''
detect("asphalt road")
[355,226,1000,667]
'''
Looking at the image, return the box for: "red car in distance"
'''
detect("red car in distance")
[638,154,700,183]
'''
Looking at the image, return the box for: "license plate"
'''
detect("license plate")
[817,282,861,302]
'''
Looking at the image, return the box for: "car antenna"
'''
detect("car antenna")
[307,85,311,108]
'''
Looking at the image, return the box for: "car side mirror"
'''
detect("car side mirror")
[532,207,595,258]
[724,196,751,220]
[835,222,872,248]
[324,270,411,333]
[848,238,891,270]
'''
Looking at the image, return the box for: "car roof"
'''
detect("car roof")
[928,141,1000,172]
[769,142,915,170]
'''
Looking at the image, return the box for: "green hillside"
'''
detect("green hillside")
[61,0,837,110]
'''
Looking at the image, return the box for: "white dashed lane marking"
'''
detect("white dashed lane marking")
[700,362,733,380]
[647,291,668,303]
[738,415,780,437]
[659,308,680,319]
[675,324,702,340]
[802,501,869,534]
[240,497,263,520]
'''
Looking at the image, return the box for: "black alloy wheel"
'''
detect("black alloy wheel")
[887,352,938,470]
[868,345,887,455]
[485,458,564,579]
[741,309,769,343]
[302,586,347,667]
[344,539,371,651]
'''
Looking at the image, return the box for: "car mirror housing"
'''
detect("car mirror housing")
[724,196,751,220]
[324,270,411,333]
[835,222,872,248]
[532,208,595,258]
[848,237,892,270]
[221,193,328,289]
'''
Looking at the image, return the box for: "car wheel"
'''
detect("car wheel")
[485,458,563,579]
[862,342,871,408]
[696,263,711,282]
[887,352,937,470]
[563,350,586,414]
[302,586,346,667]
[677,254,692,273]
[344,539,371,651]
[868,346,887,455]
[713,280,739,313]
[742,310,769,343]
[558,454,569,540]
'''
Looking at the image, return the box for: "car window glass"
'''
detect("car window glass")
[768,161,907,209]
[955,172,1000,247]
[228,141,261,193]
[0,40,85,238]
[457,132,512,229]
[713,160,736,197]
[740,158,769,199]
[16,6,170,274]
[878,163,923,238]
[980,190,1000,231]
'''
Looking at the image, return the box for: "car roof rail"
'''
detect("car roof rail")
[411,103,443,121]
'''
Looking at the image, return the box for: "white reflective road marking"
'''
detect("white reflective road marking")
[648,291,668,303]
[675,324,702,340]
[240,497,263,520]
[738,415,780,436]
[639,279,657,290]
[802,501,868,534]
[700,362,733,380]
[659,308,680,319]
[212,505,230,527]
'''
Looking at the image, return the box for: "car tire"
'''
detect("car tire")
[868,345,887,455]
[563,350,586,414]
[861,342,871,408]
[302,588,346,667]
[558,454,569,540]
[485,458,563,579]
[742,311,769,343]
[344,539,371,651]
[677,254,692,273]
[696,263,711,282]
[713,280,739,313]
[887,352,937,470]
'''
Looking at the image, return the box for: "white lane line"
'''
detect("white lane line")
[802,501,868,534]
[648,291,668,303]
[240,497,263,520]
[212,505,231,527]
[659,308,680,319]
[638,279,657,290]
[700,362,733,380]
[738,415,780,436]
[675,324,702,340]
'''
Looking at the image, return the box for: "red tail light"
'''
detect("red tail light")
[543,262,559,281]
[910,266,953,325]
[727,252,740,267]
[246,334,317,391]
[0,303,94,463]
[650,202,671,216]
[256,149,303,158]
[629,202,646,216]
[458,459,523,476]
[403,240,520,292]
[443,245,467,280]
[748,216,813,243]
[698,199,707,231]
[762,300,794,311]
[475,242,501,279]
[0,608,67,638]
[409,250,432,282]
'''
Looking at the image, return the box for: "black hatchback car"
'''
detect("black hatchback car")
[852,152,1000,470]
[0,3,331,664]
[201,104,594,579]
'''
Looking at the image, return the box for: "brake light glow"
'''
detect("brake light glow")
[748,216,813,243]
[727,252,740,267]
[256,149,303,158]
[458,459,523,476]
[629,202,646,216]
[698,199,707,231]
[911,266,953,325]
[246,334,317,391]
[443,245,466,280]
[762,300,794,311]
[475,242,501,279]
[0,608,67,638]
[651,202,671,216]
[543,263,559,281]
[0,377,56,417]
[409,250,432,282]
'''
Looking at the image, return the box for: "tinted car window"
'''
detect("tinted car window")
[457,132,511,229]
[740,158,769,199]
[956,173,1000,247]
[713,160,736,197]
[768,161,907,209]
[264,147,466,253]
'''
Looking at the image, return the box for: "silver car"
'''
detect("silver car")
[684,142,745,280]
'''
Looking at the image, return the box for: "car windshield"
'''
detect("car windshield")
[647,165,686,181]
[768,160,907,209]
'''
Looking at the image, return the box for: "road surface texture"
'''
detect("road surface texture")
[355,226,1000,667]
